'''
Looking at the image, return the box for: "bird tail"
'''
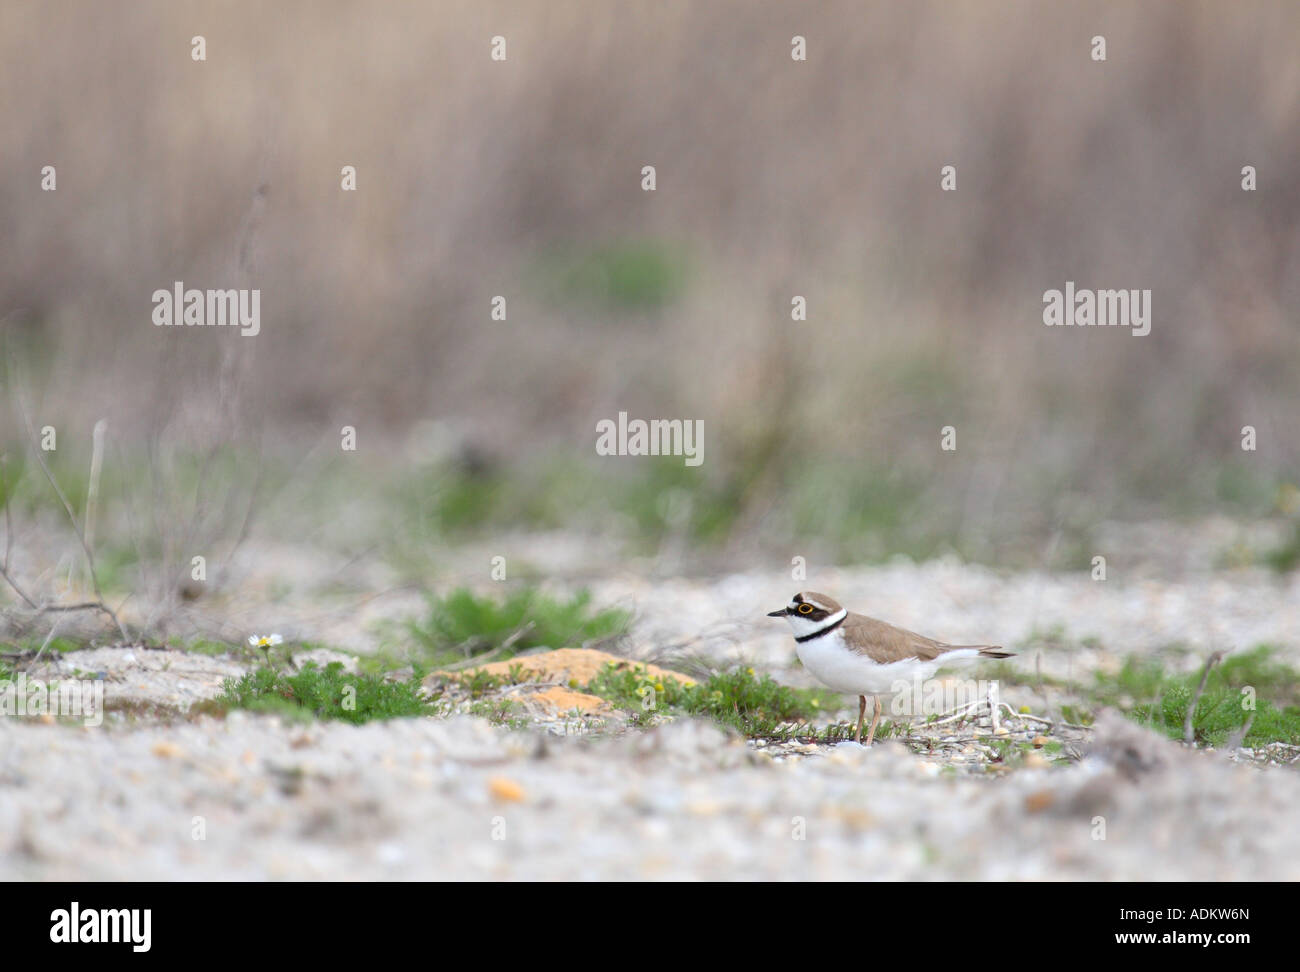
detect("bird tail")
[947,644,1014,659]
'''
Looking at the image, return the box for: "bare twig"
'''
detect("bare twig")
[920,698,986,728]
[437,646,508,672]
[1035,651,1049,712]
[499,621,536,653]
[997,703,1055,727]
[1184,650,1225,745]
[82,418,107,591]
[1,326,125,636]
[1224,711,1256,753]
[27,613,69,670]
[36,601,115,614]
[0,462,38,609]
[0,564,38,609]
[14,395,129,642]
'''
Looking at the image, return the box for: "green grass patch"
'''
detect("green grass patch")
[391,457,737,551]
[5,635,88,657]
[533,239,690,312]
[1088,646,1300,747]
[404,587,630,664]
[212,661,437,724]
[1262,522,1300,573]
[585,662,842,738]
[466,697,530,730]
[170,637,241,657]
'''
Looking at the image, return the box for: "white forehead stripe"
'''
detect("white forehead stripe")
[783,606,847,640]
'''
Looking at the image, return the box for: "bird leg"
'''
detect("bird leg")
[865,695,882,746]
[855,695,866,744]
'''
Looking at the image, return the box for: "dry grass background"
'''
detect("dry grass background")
[1,0,1299,565]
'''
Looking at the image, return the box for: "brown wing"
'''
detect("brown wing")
[839,613,954,664]
[840,613,1009,663]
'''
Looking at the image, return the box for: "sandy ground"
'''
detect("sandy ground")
[3,711,1297,880]
[3,530,1299,881]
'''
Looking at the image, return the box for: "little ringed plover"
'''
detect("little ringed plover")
[768,591,1013,745]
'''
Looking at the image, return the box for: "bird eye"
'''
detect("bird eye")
[797,603,813,614]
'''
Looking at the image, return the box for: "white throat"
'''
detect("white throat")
[785,607,847,640]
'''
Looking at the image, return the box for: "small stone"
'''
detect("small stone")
[488,776,525,802]
[826,743,869,765]
[686,800,721,816]
[1024,789,1054,813]
[836,808,875,829]
[151,740,183,759]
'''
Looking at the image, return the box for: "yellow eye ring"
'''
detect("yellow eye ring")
[797,603,813,614]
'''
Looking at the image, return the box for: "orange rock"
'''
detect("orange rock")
[530,686,610,716]
[488,776,525,802]
[430,647,694,691]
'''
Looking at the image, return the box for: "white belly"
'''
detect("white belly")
[795,630,897,694]
[795,630,979,697]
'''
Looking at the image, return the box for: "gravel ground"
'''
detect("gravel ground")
[3,534,1299,881]
[2,712,1297,880]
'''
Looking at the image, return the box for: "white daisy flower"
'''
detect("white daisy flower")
[248,634,283,648]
